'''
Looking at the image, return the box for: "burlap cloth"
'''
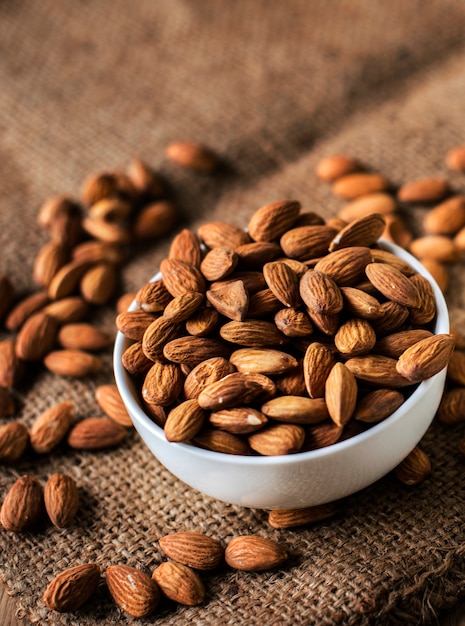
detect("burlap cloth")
[1,1,465,624]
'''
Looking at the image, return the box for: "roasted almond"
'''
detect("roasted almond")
[152,561,205,606]
[135,279,171,313]
[381,213,413,249]
[225,535,287,571]
[329,213,385,251]
[423,195,465,235]
[302,421,344,450]
[30,401,74,454]
[67,417,126,450]
[80,262,118,305]
[219,319,287,347]
[0,475,43,532]
[43,350,102,378]
[72,240,125,265]
[200,247,238,281]
[375,329,433,358]
[44,473,79,528]
[197,221,250,249]
[268,503,338,528]
[280,225,337,261]
[42,563,100,613]
[248,200,301,242]
[81,171,120,205]
[0,339,24,388]
[345,355,411,387]
[437,388,465,425]
[407,274,436,325]
[0,422,29,463]
[133,201,177,240]
[82,215,132,244]
[340,286,382,320]
[138,315,179,353]
[396,334,455,382]
[397,178,450,203]
[263,261,300,308]
[194,428,253,455]
[163,335,232,366]
[274,307,314,337]
[409,235,460,263]
[185,306,222,336]
[42,296,90,324]
[48,259,90,300]
[106,565,160,617]
[235,241,283,268]
[313,246,372,286]
[169,228,203,267]
[122,341,153,377]
[198,372,275,411]
[162,291,204,323]
[334,318,376,356]
[127,157,165,197]
[33,241,69,287]
[158,531,224,570]
[183,357,236,399]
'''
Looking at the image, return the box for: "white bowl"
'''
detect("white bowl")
[113,240,449,510]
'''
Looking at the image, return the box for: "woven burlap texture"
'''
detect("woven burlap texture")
[1,1,465,624]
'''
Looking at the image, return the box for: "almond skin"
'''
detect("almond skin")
[328,213,385,251]
[365,263,421,308]
[44,473,79,528]
[229,348,298,376]
[396,334,455,383]
[303,342,335,398]
[42,563,101,613]
[0,475,43,532]
[106,565,160,617]
[142,361,184,407]
[225,535,288,571]
[67,417,126,450]
[206,280,249,321]
[160,258,206,297]
[325,362,357,427]
[152,561,205,606]
[5,290,50,332]
[183,357,236,400]
[30,401,74,454]
[158,531,224,570]
[194,428,253,455]
[300,270,343,315]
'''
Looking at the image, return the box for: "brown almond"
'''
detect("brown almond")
[247,289,282,318]
[0,475,43,532]
[67,417,126,450]
[316,154,362,181]
[275,363,306,396]
[33,241,69,287]
[48,259,90,300]
[225,535,287,571]
[0,339,24,388]
[58,323,113,351]
[300,270,343,315]
[261,396,329,424]
[117,310,158,342]
[127,158,165,197]
[354,389,404,423]
[268,502,338,528]
[160,258,206,297]
[446,350,465,386]
[375,329,433,358]
[44,473,79,528]
[185,306,221,336]
[72,240,125,265]
[280,225,337,261]
[365,263,421,308]
[263,261,300,308]
[5,290,50,332]
[345,355,411,387]
[274,307,313,337]
[337,192,397,222]
[397,178,450,203]
[325,362,357,427]
[334,318,376,356]
[423,196,465,235]
[106,565,160,618]
[340,287,382,320]
[194,428,253,455]
[313,246,372,286]
[394,447,431,485]
[43,563,100,613]
[0,422,29,463]
[163,335,232,366]
[152,561,205,606]
[96,384,132,427]
[133,201,177,240]
[200,247,238,281]
[80,262,118,305]
[219,319,287,347]
[164,399,206,442]
[135,279,172,313]
[408,274,437,325]
[303,422,344,450]
[198,372,275,411]
[42,296,90,324]
[209,407,267,434]
[122,341,153,377]
[43,349,102,377]
[381,213,413,249]
[162,291,204,323]
[197,221,250,249]
[210,270,266,294]
[446,145,465,171]
[248,200,301,242]
[303,341,336,398]
[159,531,224,570]
[371,301,410,337]
[328,213,385,251]
[370,248,415,275]
[15,311,58,361]
[396,334,455,383]
[87,197,133,222]
[184,357,236,399]
[420,259,448,292]
[437,388,465,425]
[169,228,202,267]
[235,241,283,268]
[142,361,184,406]
[81,171,119,205]
[166,140,217,172]
[206,280,249,321]
[30,401,74,454]
[409,235,460,263]
[37,195,80,228]
[82,215,132,244]
[332,172,389,199]
[230,347,298,375]
[248,423,305,455]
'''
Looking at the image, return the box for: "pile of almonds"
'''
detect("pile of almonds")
[1,141,465,619]
[117,202,454,457]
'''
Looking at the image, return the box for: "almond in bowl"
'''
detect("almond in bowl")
[114,203,451,510]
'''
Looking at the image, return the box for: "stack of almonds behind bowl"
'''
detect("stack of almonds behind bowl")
[117,200,454,456]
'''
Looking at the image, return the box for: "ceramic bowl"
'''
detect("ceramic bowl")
[113,240,449,510]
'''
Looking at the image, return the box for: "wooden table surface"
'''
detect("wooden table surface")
[1,580,464,625]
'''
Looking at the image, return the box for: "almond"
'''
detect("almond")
[44,473,79,528]
[334,318,376,356]
[247,200,301,242]
[394,447,431,485]
[407,274,436,325]
[106,565,160,617]
[337,192,397,222]
[219,319,287,347]
[328,213,385,251]
[365,263,421,308]
[370,248,415,275]
[248,423,305,455]
[420,259,448,292]
[30,401,74,453]
[261,395,329,424]
[166,140,217,172]
[117,292,137,314]
[303,341,335,398]
[5,290,50,332]
[225,535,287,571]
[133,201,177,240]
[274,307,314,337]
[81,171,120,205]
[325,362,357,427]
[37,195,80,228]
[446,145,465,171]
[185,306,221,336]
[280,225,337,261]
[229,347,298,375]
[423,195,465,235]
[200,247,238,281]
[183,357,236,399]
[15,311,58,361]
[354,389,404,423]
[48,259,90,300]
[141,317,182,360]
[446,350,465,386]
[397,177,450,203]
[42,563,100,613]
[375,329,433,358]
[299,270,343,314]
[307,310,339,336]
[194,428,253,455]
[67,417,126,450]
[437,388,465,425]
[135,279,171,313]
[160,258,206,296]
[197,221,250,249]
[210,270,266,294]
[0,339,24,388]
[0,475,43,532]
[72,240,125,265]
[263,261,300,308]
[268,502,338,528]
[127,157,165,197]
[340,287,382,320]
[0,422,29,463]
[332,172,389,199]
[122,341,153,377]
[163,335,232,366]
[313,246,372,286]
[247,289,282,318]
[152,561,205,606]
[58,323,113,351]
[164,399,206,442]
[409,235,460,263]
[396,334,455,383]
[206,280,249,321]
[158,531,224,570]
[44,349,102,377]
[169,228,203,266]
[80,262,118,305]
[198,372,275,411]
[142,361,184,406]
[33,241,69,287]
[96,384,132,427]
[209,407,267,434]
[302,422,344,450]
[42,296,90,324]
[162,291,204,323]
[316,154,362,181]
[49,209,83,248]
[345,355,411,387]
[235,241,283,268]
[381,213,413,249]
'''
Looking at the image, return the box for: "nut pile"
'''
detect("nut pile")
[117,201,454,456]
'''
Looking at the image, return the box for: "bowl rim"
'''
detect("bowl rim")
[113,238,450,467]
